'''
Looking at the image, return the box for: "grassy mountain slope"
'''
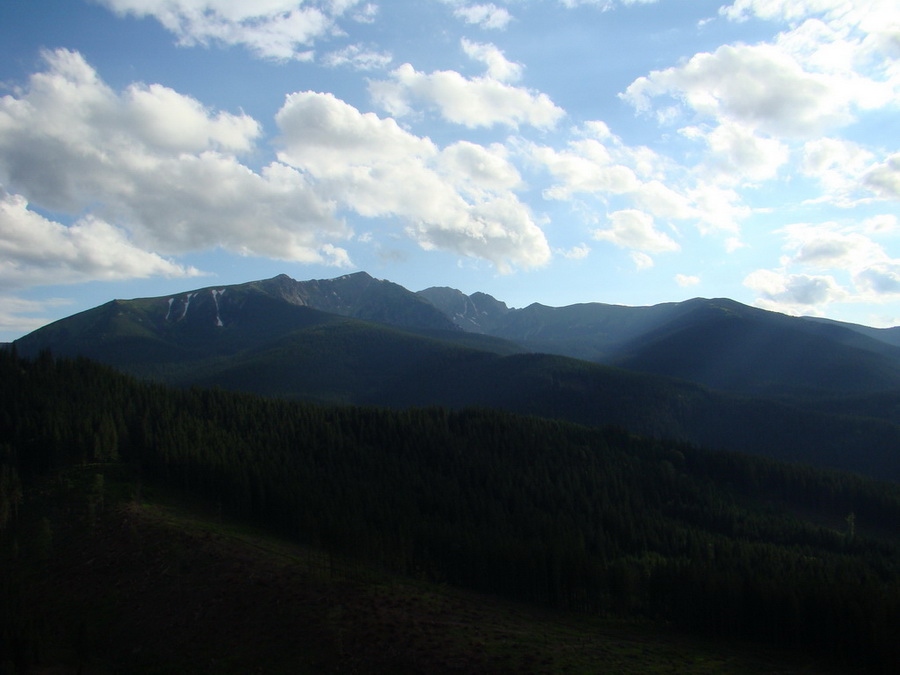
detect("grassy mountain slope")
[5,468,848,675]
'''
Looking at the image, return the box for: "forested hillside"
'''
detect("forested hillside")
[2,349,899,672]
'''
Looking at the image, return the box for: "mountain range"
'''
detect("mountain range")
[13,271,900,479]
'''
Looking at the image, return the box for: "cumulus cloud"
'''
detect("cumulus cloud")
[861,214,898,235]
[631,180,695,220]
[438,141,523,196]
[95,0,368,60]
[747,218,900,313]
[275,90,550,270]
[777,221,900,301]
[453,3,512,30]
[721,0,900,63]
[0,188,198,288]
[0,49,550,276]
[368,56,564,129]
[744,268,848,314]
[722,0,900,76]
[0,49,350,268]
[864,153,900,200]
[696,120,789,183]
[780,222,887,271]
[591,209,679,254]
[855,263,900,295]
[526,123,750,239]
[622,43,855,138]
[615,0,898,246]
[801,137,876,203]
[531,141,640,199]
[461,39,522,82]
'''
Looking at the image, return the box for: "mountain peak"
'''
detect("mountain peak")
[417,287,510,334]
[253,271,455,332]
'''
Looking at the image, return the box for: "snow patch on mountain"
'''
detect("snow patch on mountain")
[211,288,225,327]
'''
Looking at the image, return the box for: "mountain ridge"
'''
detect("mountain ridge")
[11,271,900,479]
[16,272,900,398]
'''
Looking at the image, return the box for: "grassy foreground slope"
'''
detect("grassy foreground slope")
[3,466,849,675]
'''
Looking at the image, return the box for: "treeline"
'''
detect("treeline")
[2,349,899,670]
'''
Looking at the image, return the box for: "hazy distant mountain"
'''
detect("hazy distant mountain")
[420,288,900,398]
[609,298,900,397]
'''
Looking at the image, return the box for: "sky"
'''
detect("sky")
[1,0,898,341]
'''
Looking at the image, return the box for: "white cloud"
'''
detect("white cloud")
[351,2,378,23]
[124,83,261,154]
[675,273,700,287]
[801,137,876,203]
[855,263,900,296]
[864,152,900,200]
[747,219,900,313]
[686,182,749,235]
[559,243,591,259]
[527,125,751,238]
[530,141,640,199]
[461,39,522,82]
[0,188,199,288]
[0,49,350,267]
[275,90,550,271]
[592,209,680,254]
[630,251,655,270]
[776,220,900,302]
[622,43,854,138]
[721,0,900,71]
[616,0,898,243]
[861,214,898,235]
[323,43,392,70]
[95,0,358,61]
[438,141,523,196]
[454,3,512,30]
[632,180,694,220]
[368,61,564,129]
[276,90,437,175]
[700,120,789,183]
[744,268,849,314]
[721,0,900,56]
[779,222,888,271]
[558,0,660,7]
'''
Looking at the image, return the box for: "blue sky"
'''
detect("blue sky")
[1,0,898,341]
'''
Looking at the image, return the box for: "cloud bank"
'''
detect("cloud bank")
[275,91,550,271]
[96,0,374,60]
[0,48,552,298]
